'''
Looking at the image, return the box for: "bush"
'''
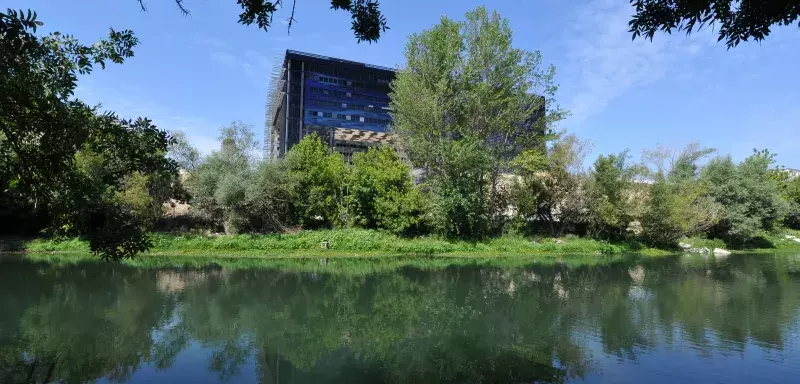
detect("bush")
[185,122,258,234]
[426,139,495,239]
[285,134,348,227]
[245,160,296,232]
[347,146,429,236]
[585,152,645,240]
[639,179,719,246]
[700,150,788,243]
[510,134,590,236]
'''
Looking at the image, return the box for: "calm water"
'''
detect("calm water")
[2,253,800,383]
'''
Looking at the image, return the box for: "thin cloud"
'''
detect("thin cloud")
[209,51,238,67]
[202,38,272,81]
[74,85,221,155]
[561,0,714,125]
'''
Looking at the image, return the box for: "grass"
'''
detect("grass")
[680,230,800,253]
[8,228,800,270]
[22,229,654,257]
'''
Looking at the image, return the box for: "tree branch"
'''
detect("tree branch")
[175,0,189,16]
[287,0,297,34]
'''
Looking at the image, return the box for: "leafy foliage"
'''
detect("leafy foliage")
[147,0,388,42]
[700,150,789,243]
[1,9,178,260]
[284,134,348,227]
[168,131,201,171]
[585,152,645,240]
[639,144,720,246]
[347,146,428,236]
[628,0,800,48]
[640,179,720,246]
[511,134,590,236]
[424,139,496,239]
[390,6,566,238]
[185,122,258,234]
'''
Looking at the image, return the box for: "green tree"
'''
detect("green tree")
[700,150,789,243]
[284,134,348,227]
[148,0,388,42]
[1,9,177,259]
[629,0,800,48]
[347,146,428,235]
[774,169,800,229]
[511,134,590,236]
[246,159,296,232]
[168,131,201,171]
[424,139,496,238]
[639,143,720,245]
[640,179,720,246]
[186,122,258,234]
[668,143,717,182]
[586,151,645,240]
[390,6,566,238]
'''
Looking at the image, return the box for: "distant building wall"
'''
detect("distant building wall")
[266,50,397,162]
[266,50,548,166]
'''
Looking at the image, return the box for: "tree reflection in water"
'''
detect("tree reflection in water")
[1,253,800,383]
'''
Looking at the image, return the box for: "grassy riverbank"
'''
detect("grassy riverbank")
[12,228,800,261]
[20,229,657,257]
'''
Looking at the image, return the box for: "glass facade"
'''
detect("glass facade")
[267,50,396,159]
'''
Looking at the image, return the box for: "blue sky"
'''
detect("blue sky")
[12,0,800,166]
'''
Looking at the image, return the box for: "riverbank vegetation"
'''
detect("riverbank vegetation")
[4,8,800,262]
[18,228,800,259]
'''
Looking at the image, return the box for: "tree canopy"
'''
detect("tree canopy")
[629,0,800,48]
[147,0,388,42]
[1,9,179,259]
[390,6,566,239]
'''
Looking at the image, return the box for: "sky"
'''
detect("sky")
[11,0,800,167]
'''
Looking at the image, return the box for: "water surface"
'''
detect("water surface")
[2,253,800,383]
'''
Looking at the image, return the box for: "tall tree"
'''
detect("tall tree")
[146,0,388,42]
[700,150,789,243]
[773,167,800,229]
[586,151,646,240]
[390,6,566,238]
[168,131,201,171]
[1,9,178,259]
[639,143,720,246]
[629,0,800,48]
[511,134,591,236]
[186,122,259,234]
[284,134,348,227]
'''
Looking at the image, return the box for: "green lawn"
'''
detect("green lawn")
[15,228,800,263]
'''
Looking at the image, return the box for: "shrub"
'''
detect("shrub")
[700,150,788,243]
[347,146,429,236]
[639,179,719,246]
[284,134,348,227]
[585,151,645,240]
[185,122,258,234]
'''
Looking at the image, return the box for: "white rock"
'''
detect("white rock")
[713,248,731,255]
[555,239,563,244]
[678,242,692,250]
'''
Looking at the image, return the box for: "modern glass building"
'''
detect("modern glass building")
[265,50,402,163]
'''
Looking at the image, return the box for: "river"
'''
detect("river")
[1,253,800,383]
